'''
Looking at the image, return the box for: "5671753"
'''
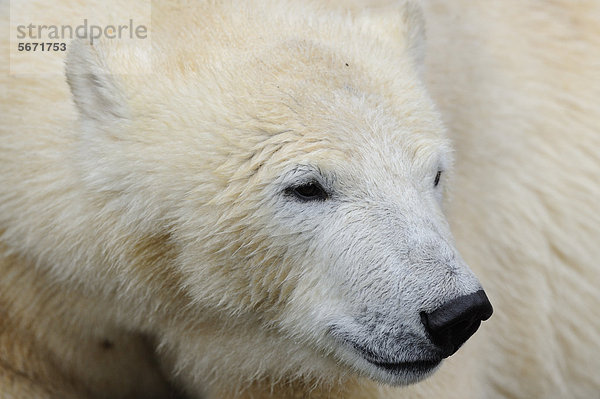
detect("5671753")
[17,42,66,51]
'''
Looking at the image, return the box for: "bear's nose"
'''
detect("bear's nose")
[420,290,493,358]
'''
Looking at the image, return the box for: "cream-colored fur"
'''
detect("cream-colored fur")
[1,1,599,398]
[419,1,600,398]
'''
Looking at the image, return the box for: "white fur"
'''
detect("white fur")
[1,0,598,398]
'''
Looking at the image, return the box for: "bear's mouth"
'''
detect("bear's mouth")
[365,357,441,373]
[349,341,442,374]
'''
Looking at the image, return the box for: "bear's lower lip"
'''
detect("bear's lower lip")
[343,338,442,374]
[365,358,442,374]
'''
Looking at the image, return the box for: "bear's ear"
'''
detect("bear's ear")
[401,1,426,68]
[65,40,129,123]
[355,1,426,69]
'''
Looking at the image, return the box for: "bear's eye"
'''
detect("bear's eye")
[434,170,442,187]
[288,182,328,201]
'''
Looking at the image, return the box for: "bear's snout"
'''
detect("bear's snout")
[420,290,493,358]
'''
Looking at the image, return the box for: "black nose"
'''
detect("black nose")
[421,290,493,358]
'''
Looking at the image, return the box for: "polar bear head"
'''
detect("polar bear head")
[64,0,492,392]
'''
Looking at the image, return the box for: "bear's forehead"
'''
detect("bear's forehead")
[125,42,447,178]
[128,37,444,150]
[117,1,448,182]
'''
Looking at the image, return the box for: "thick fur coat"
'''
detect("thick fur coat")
[1,1,598,398]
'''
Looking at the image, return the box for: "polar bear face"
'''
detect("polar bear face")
[231,82,488,385]
[65,1,491,389]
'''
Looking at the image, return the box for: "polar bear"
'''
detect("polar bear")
[1,0,492,397]
[1,1,599,399]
